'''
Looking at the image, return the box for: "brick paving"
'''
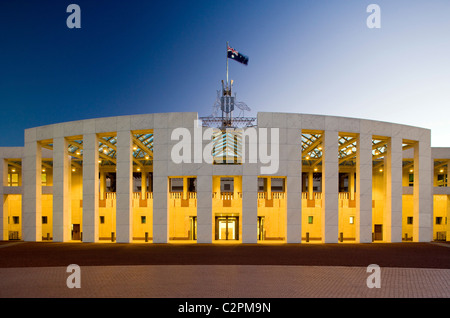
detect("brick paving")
[0,265,449,298]
[0,241,449,299]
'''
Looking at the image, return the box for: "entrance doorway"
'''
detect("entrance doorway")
[189,216,197,240]
[374,224,383,241]
[257,216,265,240]
[72,224,81,240]
[215,216,239,240]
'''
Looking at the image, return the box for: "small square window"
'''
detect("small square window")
[170,178,183,192]
[407,217,413,225]
[100,216,105,224]
[42,216,48,224]
[141,216,146,224]
[436,217,442,225]
[349,216,354,224]
[13,216,19,224]
[308,216,313,224]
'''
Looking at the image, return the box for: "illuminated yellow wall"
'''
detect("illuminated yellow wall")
[5,194,21,239]
[168,176,196,241]
[301,193,322,241]
[71,170,83,238]
[372,170,385,235]
[338,193,356,241]
[41,194,53,240]
[433,195,448,240]
[132,193,153,241]
[257,177,286,241]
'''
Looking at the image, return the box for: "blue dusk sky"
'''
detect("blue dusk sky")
[0,0,449,147]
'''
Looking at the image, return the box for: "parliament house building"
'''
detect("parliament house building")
[0,111,449,244]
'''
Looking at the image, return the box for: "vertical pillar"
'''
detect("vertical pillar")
[197,175,212,243]
[286,128,302,243]
[141,171,147,199]
[82,133,99,242]
[22,140,42,241]
[100,170,106,200]
[53,137,71,242]
[413,138,432,242]
[116,130,133,243]
[384,136,403,242]
[356,133,372,243]
[183,177,188,200]
[266,177,272,200]
[308,170,314,199]
[322,130,339,243]
[349,171,355,200]
[242,175,257,243]
[0,159,7,240]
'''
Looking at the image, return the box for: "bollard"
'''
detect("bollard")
[340,232,343,242]
[145,232,148,242]
[306,232,309,242]
[111,232,115,242]
[47,233,50,241]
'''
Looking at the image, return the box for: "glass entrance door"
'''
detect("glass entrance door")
[215,216,239,240]
[189,216,197,240]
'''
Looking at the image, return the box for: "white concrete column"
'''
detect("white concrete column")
[286,128,302,243]
[356,133,372,243]
[53,137,71,242]
[197,175,212,243]
[82,133,99,242]
[0,159,7,240]
[322,130,339,243]
[152,128,168,243]
[22,140,42,241]
[116,130,133,243]
[413,137,432,242]
[384,136,403,242]
[242,175,257,243]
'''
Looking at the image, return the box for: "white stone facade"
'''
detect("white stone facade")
[0,112,448,243]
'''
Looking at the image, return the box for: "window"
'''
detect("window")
[141,216,146,224]
[8,173,19,186]
[42,216,48,224]
[437,174,447,187]
[436,217,443,225]
[407,217,413,225]
[220,178,234,193]
[13,216,19,224]
[308,216,313,224]
[41,172,47,186]
[349,216,355,224]
[271,178,285,192]
[170,178,183,192]
[258,178,266,192]
[100,216,105,224]
[408,174,414,187]
[188,178,197,192]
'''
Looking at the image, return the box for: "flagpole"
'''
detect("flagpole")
[226,41,229,86]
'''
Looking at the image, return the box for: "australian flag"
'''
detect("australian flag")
[227,45,249,65]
